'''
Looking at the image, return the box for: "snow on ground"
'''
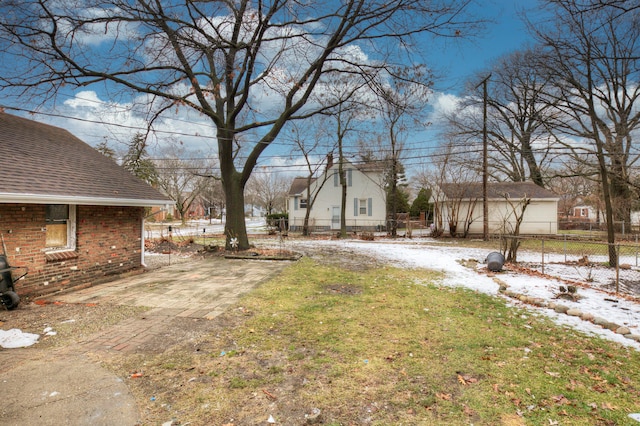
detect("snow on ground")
[287,238,640,351]
[0,328,39,348]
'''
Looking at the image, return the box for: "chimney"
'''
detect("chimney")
[326,152,333,172]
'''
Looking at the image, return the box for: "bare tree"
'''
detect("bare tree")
[445,48,558,187]
[0,0,476,250]
[500,195,531,263]
[289,119,336,236]
[546,160,602,225]
[155,147,211,225]
[429,140,481,237]
[370,66,431,236]
[246,170,291,216]
[530,0,640,266]
[199,178,225,223]
[319,73,374,238]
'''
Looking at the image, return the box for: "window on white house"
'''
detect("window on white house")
[359,199,367,215]
[300,198,308,209]
[45,204,76,251]
[333,169,353,186]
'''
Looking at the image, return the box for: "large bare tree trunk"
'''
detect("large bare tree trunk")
[221,170,249,250]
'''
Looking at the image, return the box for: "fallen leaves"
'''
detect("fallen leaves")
[462,404,477,417]
[592,384,607,393]
[588,401,618,411]
[436,392,452,401]
[457,373,478,386]
[550,394,571,405]
[600,402,618,410]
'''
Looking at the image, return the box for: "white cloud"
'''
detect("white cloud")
[52,5,138,46]
[432,92,462,117]
[45,90,218,156]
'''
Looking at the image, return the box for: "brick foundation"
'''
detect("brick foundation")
[0,204,144,297]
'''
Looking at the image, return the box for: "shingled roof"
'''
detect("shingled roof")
[0,112,170,207]
[439,181,558,200]
[288,177,317,195]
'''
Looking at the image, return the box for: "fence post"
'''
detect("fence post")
[616,244,620,294]
[541,239,545,275]
[563,234,567,263]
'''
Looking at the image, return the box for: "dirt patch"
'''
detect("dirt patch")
[325,283,363,295]
[0,301,147,371]
[146,238,204,255]
[288,242,384,272]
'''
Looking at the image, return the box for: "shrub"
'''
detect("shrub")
[360,231,375,241]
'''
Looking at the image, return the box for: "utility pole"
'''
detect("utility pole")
[476,74,491,241]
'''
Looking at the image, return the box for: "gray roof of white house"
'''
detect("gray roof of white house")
[439,181,559,200]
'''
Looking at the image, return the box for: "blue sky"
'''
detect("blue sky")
[4,1,537,171]
[431,0,533,92]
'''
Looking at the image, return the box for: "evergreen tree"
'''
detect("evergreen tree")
[123,133,158,186]
[387,185,411,214]
[410,187,433,219]
[95,140,116,161]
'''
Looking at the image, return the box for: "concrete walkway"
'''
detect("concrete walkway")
[0,256,290,425]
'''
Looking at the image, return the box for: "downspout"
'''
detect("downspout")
[141,214,146,268]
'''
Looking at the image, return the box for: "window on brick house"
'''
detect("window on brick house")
[45,204,76,251]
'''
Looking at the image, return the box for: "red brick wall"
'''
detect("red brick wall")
[0,203,144,298]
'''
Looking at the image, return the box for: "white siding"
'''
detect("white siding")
[441,199,558,235]
[288,163,386,229]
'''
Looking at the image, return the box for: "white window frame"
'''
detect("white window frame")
[359,198,368,216]
[45,204,77,252]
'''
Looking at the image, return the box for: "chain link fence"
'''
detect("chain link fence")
[502,235,640,297]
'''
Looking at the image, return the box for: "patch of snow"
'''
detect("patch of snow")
[289,238,640,350]
[0,328,40,348]
[43,326,57,336]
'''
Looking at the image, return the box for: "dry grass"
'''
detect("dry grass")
[106,257,640,425]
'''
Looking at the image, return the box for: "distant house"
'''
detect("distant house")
[432,181,559,235]
[0,112,171,297]
[567,204,599,222]
[287,159,386,232]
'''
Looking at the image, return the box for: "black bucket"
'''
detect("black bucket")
[486,252,505,272]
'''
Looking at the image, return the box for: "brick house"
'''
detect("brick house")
[0,112,170,298]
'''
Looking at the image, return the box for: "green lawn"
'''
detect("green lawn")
[119,257,640,425]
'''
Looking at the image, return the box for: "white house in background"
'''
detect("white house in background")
[287,159,386,232]
[432,181,559,235]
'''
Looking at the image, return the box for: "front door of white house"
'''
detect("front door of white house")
[331,206,340,230]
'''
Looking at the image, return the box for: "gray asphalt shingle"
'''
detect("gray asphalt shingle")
[0,112,169,205]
